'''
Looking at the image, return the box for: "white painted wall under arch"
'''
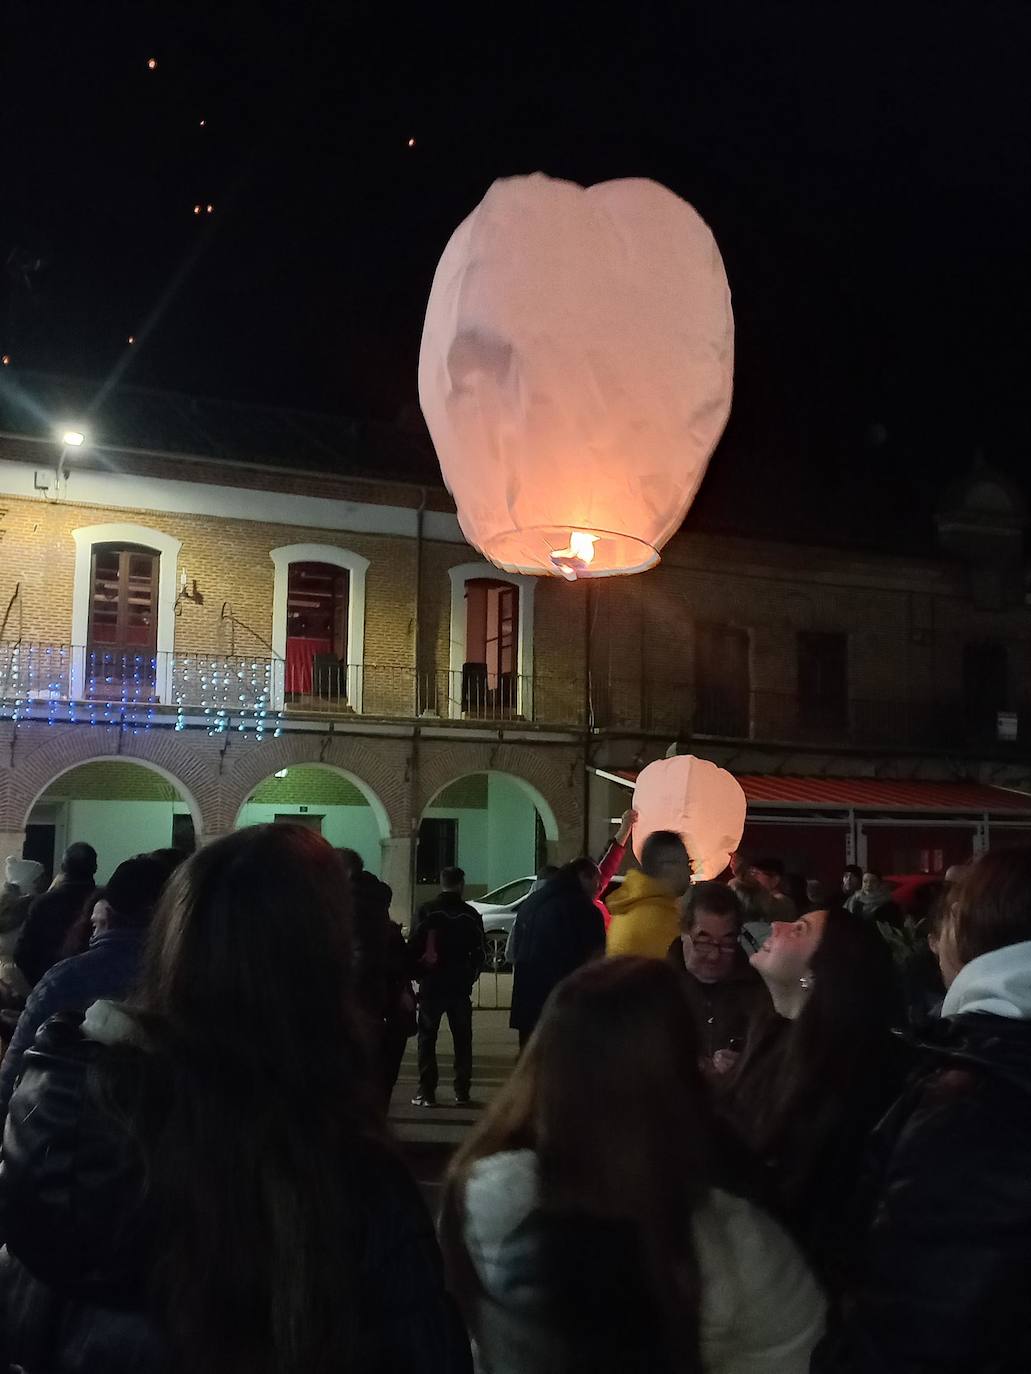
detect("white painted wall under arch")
[25,756,202,881]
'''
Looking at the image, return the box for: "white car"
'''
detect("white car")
[469,876,536,968]
[470,873,625,969]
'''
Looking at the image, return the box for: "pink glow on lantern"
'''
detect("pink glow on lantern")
[418,173,733,578]
[632,755,746,881]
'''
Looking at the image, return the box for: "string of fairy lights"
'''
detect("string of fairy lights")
[0,644,284,740]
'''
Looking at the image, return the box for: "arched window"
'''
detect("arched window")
[447,563,535,720]
[71,523,181,704]
[87,544,160,699]
[269,545,369,712]
[285,562,350,699]
[462,578,519,714]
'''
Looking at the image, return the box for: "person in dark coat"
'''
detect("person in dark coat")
[409,867,485,1108]
[666,881,768,1074]
[338,848,415,1106]
[0,825,469,1374]
[15,841,97,987]
[509,859,606,1050]
[813,847,1031,1373]
[0,854,167,1127]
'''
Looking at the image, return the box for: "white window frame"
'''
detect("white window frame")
[269,544,369,712]
[71,523,182,704]
[447,563,536,720]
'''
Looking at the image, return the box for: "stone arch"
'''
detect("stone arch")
[415,741,580,853]
[222,734,404,839]
[16,732,207,836]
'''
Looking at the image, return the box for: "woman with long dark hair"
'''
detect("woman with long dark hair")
[0,824,469,1374]
[726,902,903,1290]
[442,956,825,1374]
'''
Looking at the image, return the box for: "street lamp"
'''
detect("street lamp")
[56,425,88,484]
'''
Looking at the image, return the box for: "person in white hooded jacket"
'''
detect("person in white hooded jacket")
[441,955,825,1374]
[814,845,1031,1374]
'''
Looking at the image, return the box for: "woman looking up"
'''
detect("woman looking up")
[727,903,903,1291]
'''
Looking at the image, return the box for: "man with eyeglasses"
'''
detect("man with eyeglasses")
[668,881,767,1075]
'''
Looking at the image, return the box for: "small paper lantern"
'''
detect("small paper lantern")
[632,755,746,882]
[418,173,733,578]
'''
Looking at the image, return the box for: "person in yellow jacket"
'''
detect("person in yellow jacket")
[607,830,692,959]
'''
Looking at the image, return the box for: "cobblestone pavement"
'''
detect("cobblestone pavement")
[390,979,518,1208]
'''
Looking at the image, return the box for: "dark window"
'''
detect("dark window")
[964,643,1009,740]
[463,579,518,714]
[797,632,848,731]
[416,817,457,884]
[695,623,750,736]
[86,544,159,698]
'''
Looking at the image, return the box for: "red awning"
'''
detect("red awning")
[596,769,1031,815]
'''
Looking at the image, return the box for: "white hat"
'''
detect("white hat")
[4,856,44,893]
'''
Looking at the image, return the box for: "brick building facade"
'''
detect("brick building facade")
[0,373,1029,910]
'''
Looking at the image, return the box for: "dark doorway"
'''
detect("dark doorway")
[23,823,56,884]
[416,817,457,884]
[171,812,196,855]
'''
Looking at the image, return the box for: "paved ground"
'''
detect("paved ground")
[390,974,517,1208]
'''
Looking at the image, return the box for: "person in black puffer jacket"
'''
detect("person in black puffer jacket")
[0,825,469,1374]
[814,847,1031,1373]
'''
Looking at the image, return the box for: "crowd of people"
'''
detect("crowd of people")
[0,818,1027,1371]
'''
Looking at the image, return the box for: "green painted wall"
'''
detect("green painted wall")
[40,761,178,801]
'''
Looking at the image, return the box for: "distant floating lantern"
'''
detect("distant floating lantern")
[1,355,9,367]
[632,755,746,882]
[147,57,157,70]
[418,173,733,578]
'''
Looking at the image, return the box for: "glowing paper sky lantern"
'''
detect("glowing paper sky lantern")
[632,755,746,882]
[418,173,734,578]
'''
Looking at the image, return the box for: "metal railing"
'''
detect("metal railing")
[0,643,1024,751]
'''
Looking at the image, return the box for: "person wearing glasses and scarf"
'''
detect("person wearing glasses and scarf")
[668,881,767,1076]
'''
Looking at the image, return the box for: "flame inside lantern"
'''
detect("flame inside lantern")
[550,531,598,581]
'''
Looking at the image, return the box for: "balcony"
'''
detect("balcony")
[0,644,1023,754]
[0,644,591,730]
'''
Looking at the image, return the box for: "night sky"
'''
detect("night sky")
[5,2,1031,544]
